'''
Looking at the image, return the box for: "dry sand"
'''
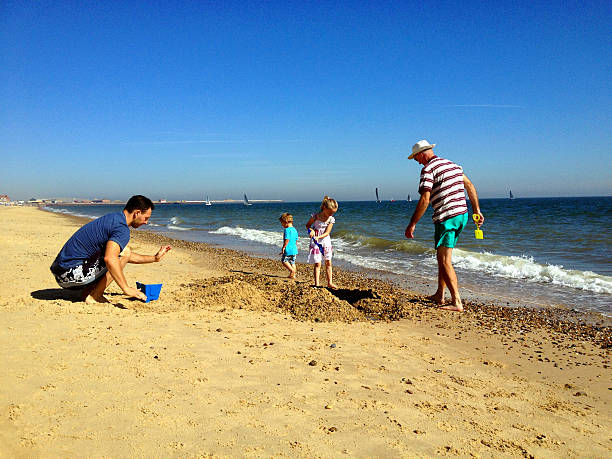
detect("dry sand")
[1,206,610,458]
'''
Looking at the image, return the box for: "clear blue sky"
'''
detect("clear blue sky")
[1,0,611,201]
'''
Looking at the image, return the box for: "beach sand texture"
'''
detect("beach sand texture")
[1,206,610,457]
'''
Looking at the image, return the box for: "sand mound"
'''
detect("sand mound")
[164,272,430,323]
[178,274,368,322]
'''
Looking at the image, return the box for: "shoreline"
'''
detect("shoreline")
[56,207,612,330]
[1,206,610,457]
[41,202,612,316]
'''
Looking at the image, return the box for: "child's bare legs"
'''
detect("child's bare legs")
[313,262,321,286]
[282,261,296,279]
[325,260,337,289]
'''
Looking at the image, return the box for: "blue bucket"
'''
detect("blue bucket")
[136,282,163,302]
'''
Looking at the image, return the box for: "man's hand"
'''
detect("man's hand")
[155,245,172,262]
[473,213,485,226]
[405,223,416,239]
[124,286,147,302]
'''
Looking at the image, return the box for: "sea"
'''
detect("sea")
[44,197,612,317]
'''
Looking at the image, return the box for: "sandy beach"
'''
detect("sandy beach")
[1,206,610,457]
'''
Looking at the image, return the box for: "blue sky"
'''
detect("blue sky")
[1,0,611,201]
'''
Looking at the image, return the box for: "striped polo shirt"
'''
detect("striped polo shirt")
[419,156,468,223]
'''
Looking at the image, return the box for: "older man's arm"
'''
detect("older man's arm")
[463,175,484,225]
[405,191,430,238]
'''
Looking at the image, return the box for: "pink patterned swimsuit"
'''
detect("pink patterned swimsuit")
[307,213,335,263]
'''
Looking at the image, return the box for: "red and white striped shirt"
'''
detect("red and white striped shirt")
[419,156,468,223]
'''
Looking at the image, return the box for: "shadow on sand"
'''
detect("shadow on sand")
[328,288,377,305]
[31,289,129,309]
[31,288,82,302]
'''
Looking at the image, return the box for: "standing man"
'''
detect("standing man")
[50,195,171,304]
[405,140,484,311]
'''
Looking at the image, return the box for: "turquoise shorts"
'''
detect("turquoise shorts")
[434,213,468,249]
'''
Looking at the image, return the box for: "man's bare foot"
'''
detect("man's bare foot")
[426,294,445,304]
[439,303,463,312]
[327,283,338,290]
[288,273,296,279]
[84,294,110,304]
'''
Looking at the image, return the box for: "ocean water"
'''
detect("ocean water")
[45,197,612,316]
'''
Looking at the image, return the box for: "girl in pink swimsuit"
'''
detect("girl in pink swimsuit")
[305,196,339,289]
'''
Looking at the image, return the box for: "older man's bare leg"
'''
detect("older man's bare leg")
[436,246,463,311]
[83,247,131,303]
[427,262,447,304]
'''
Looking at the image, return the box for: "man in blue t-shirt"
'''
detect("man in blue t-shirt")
[50,195,171,303]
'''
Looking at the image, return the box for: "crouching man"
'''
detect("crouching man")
[50,195,171,303]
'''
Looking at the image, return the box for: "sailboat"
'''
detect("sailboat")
[407,194,412,202]
[205,195,212,206]
[375,188,381,203]
[509,189,515,199]
[243,194,252,206]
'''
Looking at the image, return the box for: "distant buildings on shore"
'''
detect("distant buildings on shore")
[0,195,283,206]
[0,196,124,206]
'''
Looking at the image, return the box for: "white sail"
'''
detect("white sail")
[243,194,252,206]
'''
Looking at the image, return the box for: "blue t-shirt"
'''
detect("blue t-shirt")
[283,226,299,256]
[53,212,131,269]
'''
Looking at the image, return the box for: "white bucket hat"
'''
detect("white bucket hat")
[408,140,436,159]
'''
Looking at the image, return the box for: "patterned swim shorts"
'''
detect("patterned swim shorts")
[281,253,297,265]
[50,252,107,289]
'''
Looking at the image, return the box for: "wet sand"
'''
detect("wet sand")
[1,206,610,457]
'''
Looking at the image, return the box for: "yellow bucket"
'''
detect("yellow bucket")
[472,214,484,239]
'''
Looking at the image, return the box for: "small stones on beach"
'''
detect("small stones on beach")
[325,404,332,409]
[401,377,413,384]
[574,391,587,397]
[308,360,317,366]
[328,426,337,432]
[154,355,159,360]
[330,343,337,348]
[215,328,222,332]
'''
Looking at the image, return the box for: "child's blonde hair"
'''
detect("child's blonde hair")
[279,213,293,224]
[320,196,338,211]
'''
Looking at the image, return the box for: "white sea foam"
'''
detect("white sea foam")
[453,249,612,294]
[211,226,281,246]
[208,225,612,296]
[166,225,191,231]
[43,207,98,219]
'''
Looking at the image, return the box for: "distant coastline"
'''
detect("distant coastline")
[20,199,285,206]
